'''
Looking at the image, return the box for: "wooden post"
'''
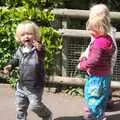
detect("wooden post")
[61,18,69,76]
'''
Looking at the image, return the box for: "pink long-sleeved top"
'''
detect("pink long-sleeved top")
[80,35,115,76]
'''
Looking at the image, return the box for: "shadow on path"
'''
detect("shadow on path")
[54,116,83,120]
[108,114,120,120]
[55,114,120,120]
[106,99,120,112]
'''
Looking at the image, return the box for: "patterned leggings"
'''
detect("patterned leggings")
[84,75,111,120]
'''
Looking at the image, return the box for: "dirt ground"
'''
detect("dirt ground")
[1,83,120,120]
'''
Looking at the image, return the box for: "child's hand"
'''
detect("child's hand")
[32,40,42,51]
[79,52,86,61]
[3,65,12,74]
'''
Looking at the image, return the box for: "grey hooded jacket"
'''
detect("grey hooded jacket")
[8,45,45,89]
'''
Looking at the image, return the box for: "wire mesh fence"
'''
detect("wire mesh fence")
[112,40,120,81]
[63,37,120,81]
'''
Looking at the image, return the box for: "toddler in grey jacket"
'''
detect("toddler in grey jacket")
[4,20,52,120]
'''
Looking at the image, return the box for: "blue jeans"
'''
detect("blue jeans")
[84,75,111,120]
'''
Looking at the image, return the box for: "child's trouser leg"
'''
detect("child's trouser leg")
[106,84,113,110]
[16,91,29,120]
[28,89,52,120]
[30,102,52,120]
[84,75,111,120]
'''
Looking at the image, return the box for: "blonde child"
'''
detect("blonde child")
[80,4,117,67]
[78,11,115,120]
[4,21,52,120]
[78,3,117,110]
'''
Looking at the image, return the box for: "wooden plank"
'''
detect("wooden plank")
[46,75,120,89]
[59,29,120,40]
[53,8,120,20]
[59,29,90,38]
[53,9,89,18]
[46,75,85,86]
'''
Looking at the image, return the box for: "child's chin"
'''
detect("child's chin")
[24,42,32,47]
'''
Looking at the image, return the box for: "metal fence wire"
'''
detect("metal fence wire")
[65,37,120,81]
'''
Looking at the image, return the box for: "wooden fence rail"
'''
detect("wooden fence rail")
[59,29,120,39]
[47,76,120,89]
[53,8,120,20]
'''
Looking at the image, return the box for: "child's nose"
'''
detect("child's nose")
[24,34,29,38]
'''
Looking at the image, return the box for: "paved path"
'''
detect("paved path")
[1,84,120,120]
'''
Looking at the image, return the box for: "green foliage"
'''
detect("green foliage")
[65,86,84,96]
[1,0,64,8]
[0,7,18,68]
[0,1,63,87]
[41,27,63,74]
[8,69,19,88]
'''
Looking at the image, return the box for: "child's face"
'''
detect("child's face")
[19,25,35,47]
[88,24,102,38]
[89,29,101,38]
[89,29,97,37]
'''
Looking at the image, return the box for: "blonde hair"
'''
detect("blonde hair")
[15,21,40,42]
[87,4,111,35]
[86,15,111,35]
[89,4,110,18]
